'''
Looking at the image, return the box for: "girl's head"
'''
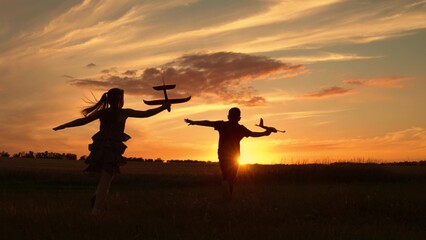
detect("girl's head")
[106,88,124,109]
[82,88,124,116]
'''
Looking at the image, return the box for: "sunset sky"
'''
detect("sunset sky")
[1,0,425,164]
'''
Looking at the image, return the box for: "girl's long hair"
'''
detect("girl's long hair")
[82,88,124,117]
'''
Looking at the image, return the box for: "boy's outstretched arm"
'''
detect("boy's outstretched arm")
[184,119,215,127]
[249,129,272,138]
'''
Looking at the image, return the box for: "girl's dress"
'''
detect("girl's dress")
[84,109,130,174]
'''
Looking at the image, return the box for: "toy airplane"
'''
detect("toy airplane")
[256,118,285,133]
[143,77,191,112]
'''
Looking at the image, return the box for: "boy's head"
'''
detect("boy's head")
[228,107,241,123]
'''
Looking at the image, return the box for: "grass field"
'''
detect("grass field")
[1,157,426,240]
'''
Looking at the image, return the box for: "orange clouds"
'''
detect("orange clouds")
[70,52,304,106]
[303,86,354,99]
[302,75,410,100]
[344,76,409,88]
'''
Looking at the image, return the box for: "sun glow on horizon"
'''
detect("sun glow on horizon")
[239,141,276,165]
[238,155,255,165]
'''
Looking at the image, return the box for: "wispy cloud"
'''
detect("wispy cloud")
[70,51,304,106]
[4,0,425,64]
[232,0,426,53]
[279,52,382,64]
[303,86,354,99]
[344,76,409,88]
[283,110,344,120]
[275,127,426,162]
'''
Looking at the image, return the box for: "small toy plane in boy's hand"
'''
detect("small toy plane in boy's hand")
[256,118,286,133]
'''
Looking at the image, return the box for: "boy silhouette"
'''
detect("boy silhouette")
[185,107,271,199]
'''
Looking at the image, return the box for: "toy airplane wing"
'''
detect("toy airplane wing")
[143,96,191,105]
[143,77,191,111]
[153,84,176,90]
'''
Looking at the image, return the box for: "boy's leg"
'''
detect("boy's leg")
[219,160,231,200]
[221,179,231,201]
[92,170,114,215]
[227,163,238,196]
[219,159,238,200]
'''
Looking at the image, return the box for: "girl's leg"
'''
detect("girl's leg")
[92,170,114,215]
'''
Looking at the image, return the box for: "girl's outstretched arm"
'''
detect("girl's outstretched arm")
[124,102,170,118]
[53,112,100,131]
[184,119,216,127]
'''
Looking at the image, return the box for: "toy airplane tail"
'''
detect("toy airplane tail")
[255,118,285,133]
[258,118,264,127]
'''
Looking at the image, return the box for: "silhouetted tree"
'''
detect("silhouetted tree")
[64,153,77,160]
[12,151,28,158]
[0,151,10,157]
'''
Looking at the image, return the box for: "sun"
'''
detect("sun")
[238,151,260,165]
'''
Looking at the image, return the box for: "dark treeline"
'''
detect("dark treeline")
[79,155,212,163]
[1,150,209,163]
[0,150,77,160]
[121,157,212,164]
[1,150,424,165]
[78,156,169,163]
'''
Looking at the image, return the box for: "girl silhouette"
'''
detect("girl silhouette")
[54,88,170,214]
